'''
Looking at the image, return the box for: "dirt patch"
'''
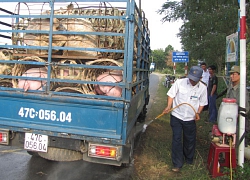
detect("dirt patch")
[133,120,173,179]
[132,79,174,179]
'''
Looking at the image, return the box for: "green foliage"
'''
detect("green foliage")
[151,49,166,70]
[175,63,185,74]
[151,45,175,71]
[164,44,174,53]
[162,67,173,74]
[219,161,250,180]
[158,0,239,74]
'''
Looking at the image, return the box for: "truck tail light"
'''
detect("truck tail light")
[0,130,9,145]
[88,143,121,160]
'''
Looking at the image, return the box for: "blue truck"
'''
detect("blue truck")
[0,0,150,166]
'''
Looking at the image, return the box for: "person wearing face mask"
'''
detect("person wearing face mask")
[163,66,208,172]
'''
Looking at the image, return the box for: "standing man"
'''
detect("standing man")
[200,62,209,86]
[226,65,249,113]
[217,65,250,145]
[227,65,250,146]
[200,62,209,111]
[207,65,218,123]
[163,66,208,172]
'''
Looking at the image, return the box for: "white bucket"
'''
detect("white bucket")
[217,98,238,134]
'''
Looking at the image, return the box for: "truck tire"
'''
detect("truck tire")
[38,147,82,161]
[137,105,147,123]
[27,151,39,157]
[122,137,135,167]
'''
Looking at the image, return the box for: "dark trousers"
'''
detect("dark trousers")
[208,95,218,122]
[170,115,196,168]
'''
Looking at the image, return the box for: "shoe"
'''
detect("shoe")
[172,167,180,172]
[204,120,209,123]
[186,161,193,165]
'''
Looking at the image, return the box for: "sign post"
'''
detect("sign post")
[185,62,188,75]
[173,63,176,74]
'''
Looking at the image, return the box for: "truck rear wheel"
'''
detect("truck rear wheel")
[27,151,39,157]
[122,137,135,167]
[38,147,82,161]
[137,105,147,123]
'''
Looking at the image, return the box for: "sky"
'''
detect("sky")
[137,0,182,51]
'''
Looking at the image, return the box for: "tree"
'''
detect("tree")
[165,45,174,67]
[151,49,166,70]
[151,45,175,71]
[158,0,239,74]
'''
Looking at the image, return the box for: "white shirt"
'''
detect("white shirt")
[201,70,209,85]
[167,78,208,121]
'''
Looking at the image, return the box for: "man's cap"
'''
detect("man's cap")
[187,66,203,82]
[229,65,240,73]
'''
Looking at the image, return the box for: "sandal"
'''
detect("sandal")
[172,167,180,172]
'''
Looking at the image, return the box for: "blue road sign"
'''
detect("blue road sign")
[172,51,189,63]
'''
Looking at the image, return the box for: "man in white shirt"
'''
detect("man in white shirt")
[200,62,209,111]
[200,62,209,86]
[163,66,208,172]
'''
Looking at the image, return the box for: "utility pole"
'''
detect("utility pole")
[238,0,247,167]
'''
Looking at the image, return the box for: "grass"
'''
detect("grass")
[132,75,244,180]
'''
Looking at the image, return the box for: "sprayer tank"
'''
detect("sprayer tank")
[217,98,238,134]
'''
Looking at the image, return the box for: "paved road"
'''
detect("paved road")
[0,145,132,180]
[0,73,162,180]
[147,72,164,111]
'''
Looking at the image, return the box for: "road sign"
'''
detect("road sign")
[172,51,189,63]
[226,32,238,62]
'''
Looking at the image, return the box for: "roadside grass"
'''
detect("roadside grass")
[132,75,239,180]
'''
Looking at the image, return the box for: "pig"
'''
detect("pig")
[18,68,47,91]
[94,72,122,97]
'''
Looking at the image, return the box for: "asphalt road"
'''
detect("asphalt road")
[0,73,162,180]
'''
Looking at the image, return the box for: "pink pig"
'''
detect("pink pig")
[94,72,122,97]
[18,68,47,91]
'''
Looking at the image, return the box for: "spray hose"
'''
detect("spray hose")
[229,137,233,180]
[142,103,197,132]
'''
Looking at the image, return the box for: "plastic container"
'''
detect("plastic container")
[217,98,238,134]
[245,146,250,159]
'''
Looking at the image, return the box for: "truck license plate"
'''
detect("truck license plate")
[24,133,48,152]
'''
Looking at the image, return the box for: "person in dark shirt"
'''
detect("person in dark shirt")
[207,65,218,123]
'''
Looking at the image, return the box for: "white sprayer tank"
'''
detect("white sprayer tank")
[217,98,238,134]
